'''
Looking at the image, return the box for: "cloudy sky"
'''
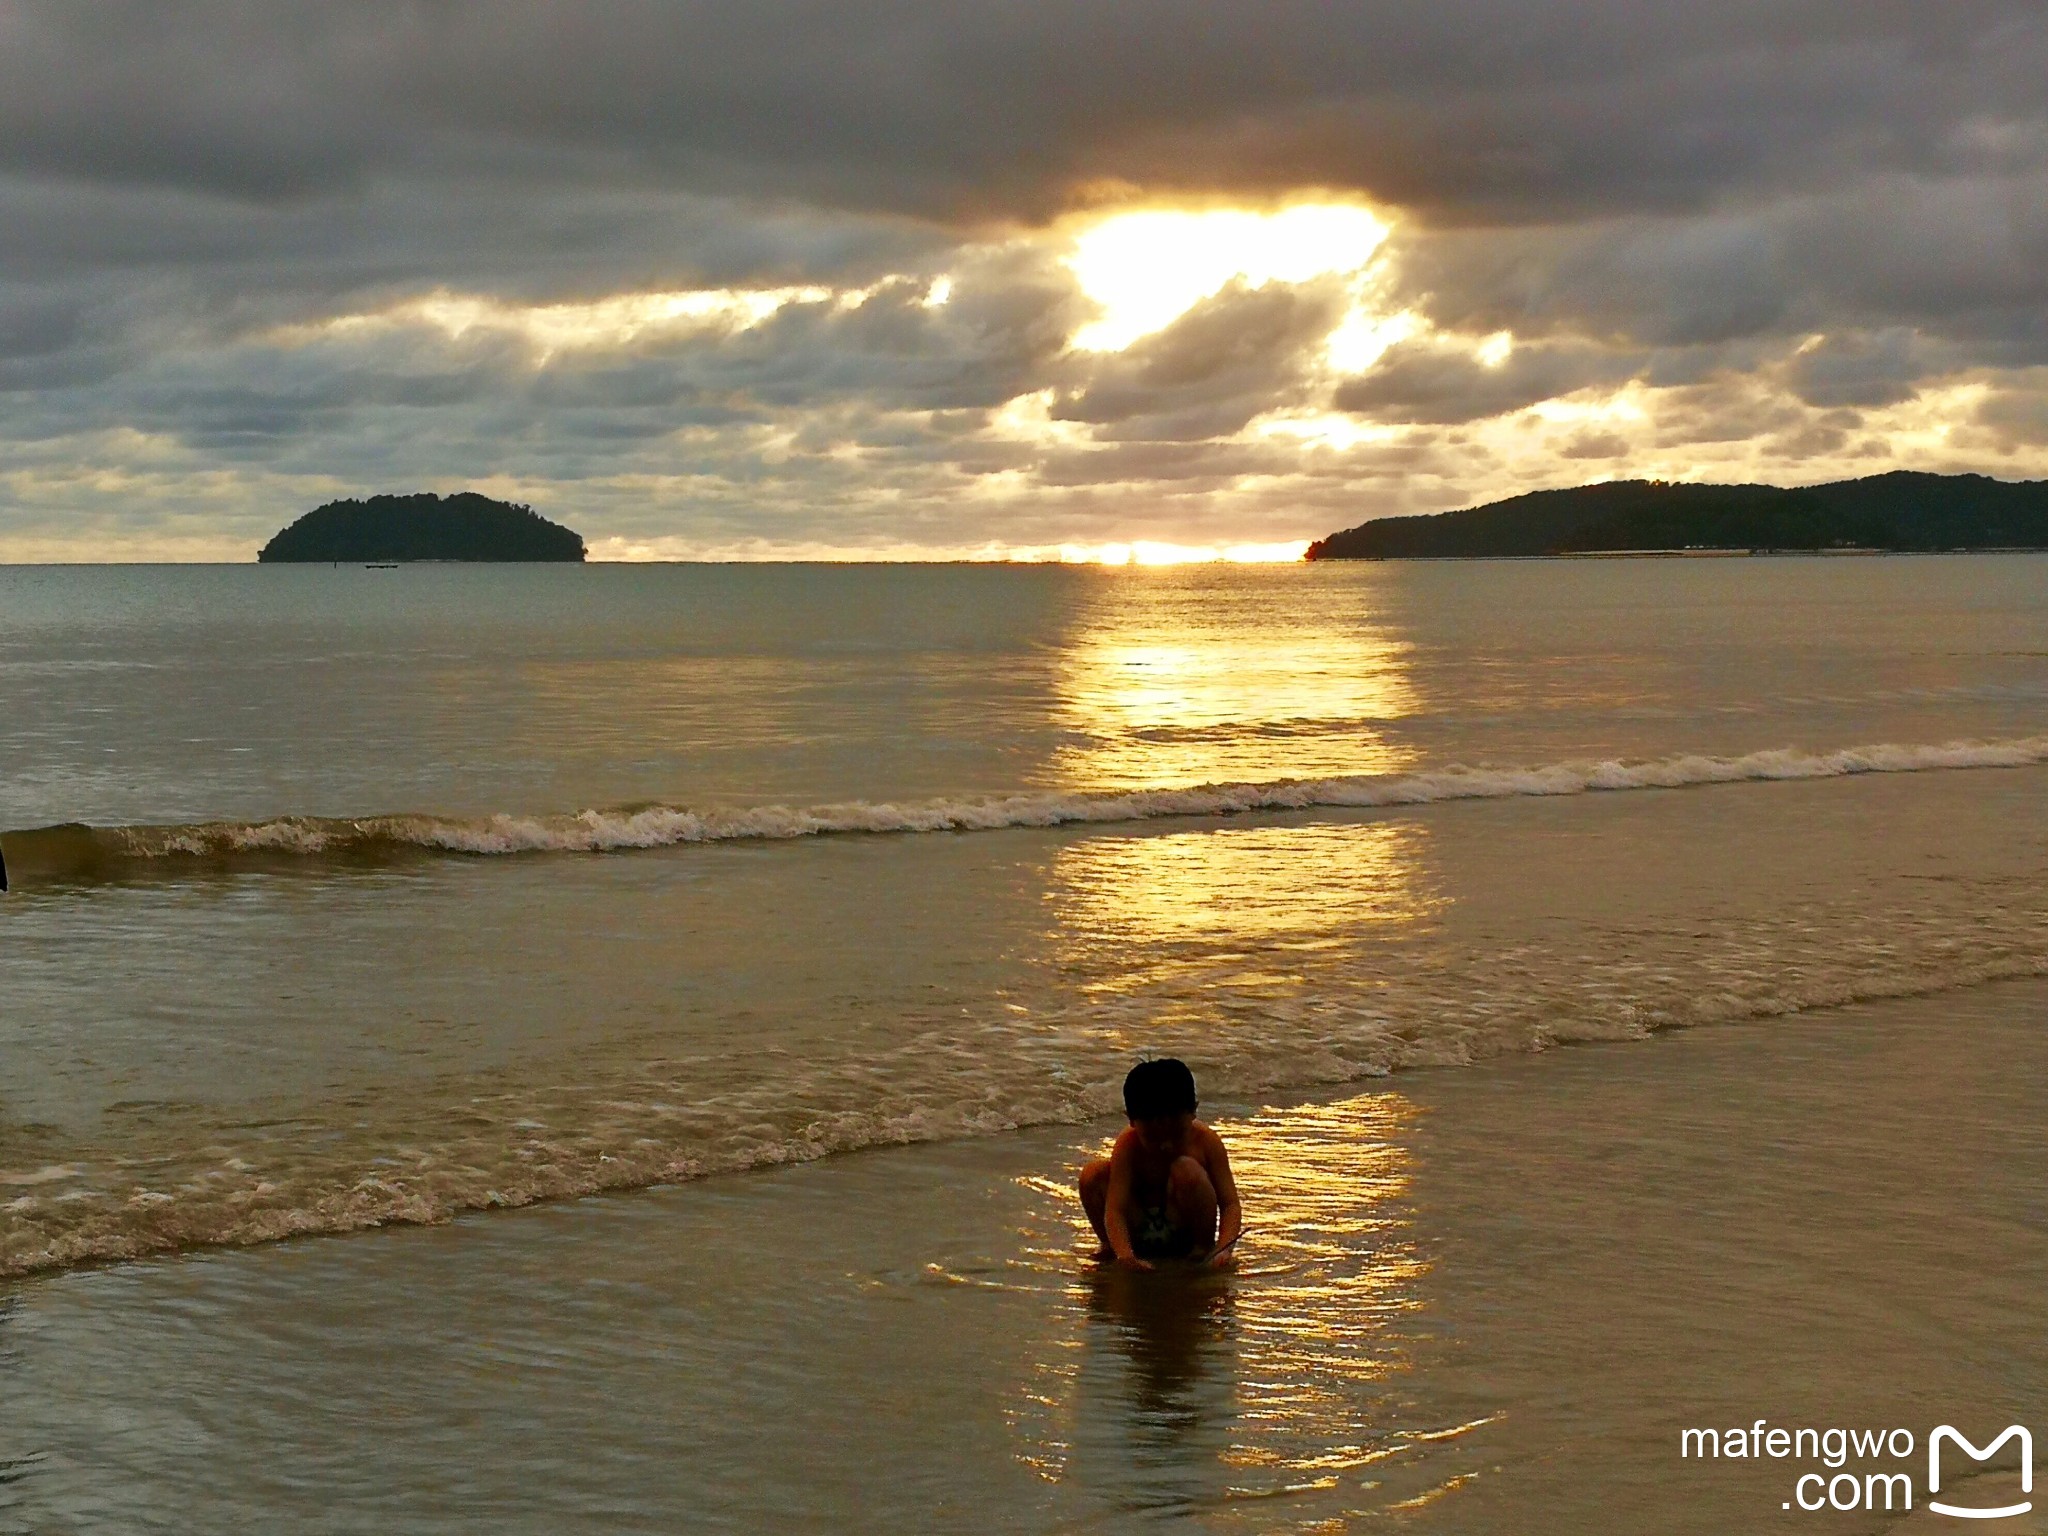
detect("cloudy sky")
[3,1,2046,560]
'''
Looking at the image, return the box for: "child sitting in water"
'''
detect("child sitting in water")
[1079,1058,1242,1269]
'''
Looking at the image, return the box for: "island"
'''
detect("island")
[1304,471,2048,559]
[257,493,586,563]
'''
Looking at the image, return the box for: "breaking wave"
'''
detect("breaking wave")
[5,733,2047,886]
[7,899,2048,1281]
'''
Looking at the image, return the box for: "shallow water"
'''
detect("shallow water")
[2,556,2046,1527]
[4,558,2046,1276]
[4,981,2042,1532]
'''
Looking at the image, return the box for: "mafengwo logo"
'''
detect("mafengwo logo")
[1929,1425,2032,1520]
[1680,1421,2034,1515]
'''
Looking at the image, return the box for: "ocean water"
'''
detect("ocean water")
[3,557,2046,1529]
[8,981,2043,1532]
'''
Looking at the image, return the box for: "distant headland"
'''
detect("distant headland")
[258,493,586,563]
[1305,471,2048,560]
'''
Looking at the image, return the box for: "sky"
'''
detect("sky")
[3,1,2047,561]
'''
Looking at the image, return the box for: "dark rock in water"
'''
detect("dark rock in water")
[1305,470,2048,559]
[258,493,586,563]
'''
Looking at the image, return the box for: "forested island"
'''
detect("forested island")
[1305,471,2048,559]
[258,493,586,563]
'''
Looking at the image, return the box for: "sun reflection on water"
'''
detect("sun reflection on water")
[1050,821,1440,1043]
[1005,1091,1478,1526]
[1050,576,1418,791]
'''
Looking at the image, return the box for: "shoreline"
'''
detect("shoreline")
[10,933,2048,1289]
[4,976,2045,1529]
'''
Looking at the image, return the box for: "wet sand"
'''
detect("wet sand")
[4,977,2045,1533]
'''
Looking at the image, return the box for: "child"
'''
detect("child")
[1079,1058,1242,1269]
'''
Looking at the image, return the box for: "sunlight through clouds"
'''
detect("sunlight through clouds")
[12,181,2038,563]
[280,284,844,359]
[1325,307,1423,374]
[1474,331,1514,368]
[1065,204,1390,352]
[7,7,2048,562]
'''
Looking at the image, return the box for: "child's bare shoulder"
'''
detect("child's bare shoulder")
[1192,1119,1230,1155]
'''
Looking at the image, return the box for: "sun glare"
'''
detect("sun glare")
[1475,329,1514,368]
[1326,308,1421,374]
[1066,204,1389,352]
[1052,540,1312,565]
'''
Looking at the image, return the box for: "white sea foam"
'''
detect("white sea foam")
[9,932,2048,1281]
[83,731,2048,863]
[5,733,2043,887]
[8,812,2048,1279]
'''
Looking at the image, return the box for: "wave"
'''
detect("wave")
[6,732,2048,886]
[7,927,2048,1281]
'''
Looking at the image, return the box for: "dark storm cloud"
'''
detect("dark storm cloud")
[1333,337,1642,425]
[1389,172,2048,360]
[0,248,1091,534]
[7,2,2047,340]
[1781,330,1930,408]
[4,0,2048,555]
[0,170,944,336]
[1055,278,1348,438]
[688,249,1086,412]
[5,1,2045,220]
[1977,374,2048,447]
[1646,379,1814,450]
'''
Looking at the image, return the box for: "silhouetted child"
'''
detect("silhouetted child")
[1079,1058,1242,1268]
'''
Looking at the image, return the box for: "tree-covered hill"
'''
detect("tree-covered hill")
[258,493,586,563]
[1305,472,2048,559]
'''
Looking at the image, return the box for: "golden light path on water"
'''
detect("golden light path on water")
[1053,822,1437,1017]
[989,572,1469,1520]
[999,1092,1497,1525]
[1050,571,1418,788]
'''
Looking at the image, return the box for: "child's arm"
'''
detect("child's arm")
[1102,1136,1152,1270]
[1203,1128,1243,1265]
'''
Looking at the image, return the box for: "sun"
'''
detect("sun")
[1065,203,1390,352]
[1053,540,1312,566]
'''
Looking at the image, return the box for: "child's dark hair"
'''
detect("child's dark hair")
[1123,1057,1197,1120]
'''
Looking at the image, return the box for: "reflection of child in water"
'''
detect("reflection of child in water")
[1079,1058,1243,1270]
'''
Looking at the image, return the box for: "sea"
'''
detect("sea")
[3,556,2046,1532]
